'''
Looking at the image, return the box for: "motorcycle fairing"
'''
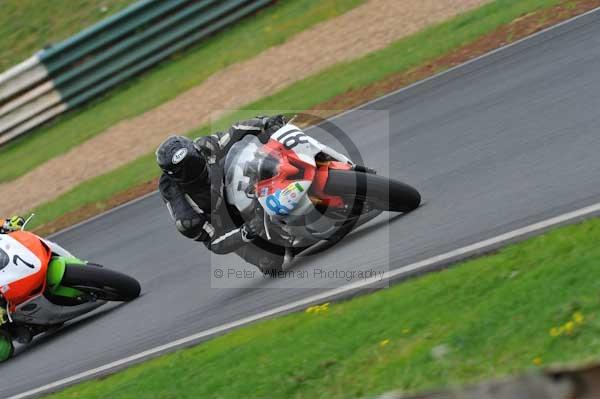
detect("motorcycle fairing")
[224,123,360,244]
[12,294,105,326]
[311,161,353,208]
[269,124,324,166]
[257,138,316,217]
[256,124,355,216]
[46,256,85,298]
[0,232,51,309]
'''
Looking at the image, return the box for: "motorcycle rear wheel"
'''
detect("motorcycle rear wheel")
[324,169,421,212]
[61,265,141,302]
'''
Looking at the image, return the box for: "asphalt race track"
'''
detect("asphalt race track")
[3,9,600,398]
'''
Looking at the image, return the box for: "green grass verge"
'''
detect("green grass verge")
[0,0,364,183]
[27,0,564,230]
[43,215,600,399]
[0,0,134,72]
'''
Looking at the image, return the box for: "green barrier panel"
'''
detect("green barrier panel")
[39,0,190,73]
[54,0,224,95]
[65,0,272,108]
[0,0,272,144]
[48,0,271,103]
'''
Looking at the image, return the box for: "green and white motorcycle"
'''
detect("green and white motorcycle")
[0,218,140,362]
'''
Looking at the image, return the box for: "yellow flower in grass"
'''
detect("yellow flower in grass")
[564,321,575,336]
[533,357,543,366]
[549,312,586,337]
[549,327,561,337]
[305,303,330,314]
[379,339,390,347]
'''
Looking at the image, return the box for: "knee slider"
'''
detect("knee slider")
[175,217,203,239]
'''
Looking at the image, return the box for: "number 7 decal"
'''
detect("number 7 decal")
[13,255,35,269]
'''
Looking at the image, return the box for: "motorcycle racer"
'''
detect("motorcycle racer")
[0,215,141,362]
[156,116,290,272]
[0,215,25,360]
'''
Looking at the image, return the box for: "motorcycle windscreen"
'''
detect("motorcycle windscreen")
[0,248,8,270]
[224,135,275,215]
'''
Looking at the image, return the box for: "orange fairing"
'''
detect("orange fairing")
[311,161,352,208]
[3,231,51,310]
[256,140,317,195]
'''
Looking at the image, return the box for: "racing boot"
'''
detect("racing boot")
[258,254,285,276]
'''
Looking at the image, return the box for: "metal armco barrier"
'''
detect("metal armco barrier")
[0,0,272,146]
[372,363,600,399]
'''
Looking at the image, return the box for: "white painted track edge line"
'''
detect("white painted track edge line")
[10,201,600,399]
[46,6,600,239]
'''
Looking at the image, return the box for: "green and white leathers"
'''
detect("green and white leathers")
[0,330,13,362]
[0,307,7,325]
[0,298,12,361]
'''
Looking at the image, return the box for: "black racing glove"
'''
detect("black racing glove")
[260,115,288,133]
[241,204,267,242]
[241,215,264,242]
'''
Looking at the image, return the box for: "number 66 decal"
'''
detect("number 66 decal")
[276,129,310,150]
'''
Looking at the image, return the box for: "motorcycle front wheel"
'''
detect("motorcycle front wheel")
[61,265,141,302]
[324,169,421,213]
